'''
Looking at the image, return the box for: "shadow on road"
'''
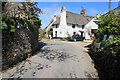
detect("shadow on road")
[39,41,47,49]
[84,44,105,80]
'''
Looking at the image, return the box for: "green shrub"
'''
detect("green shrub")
[2,21,8,29]
[43,37,50,39]
[61,37,68,41]
[92,8,120,78]
[2,15,41,32]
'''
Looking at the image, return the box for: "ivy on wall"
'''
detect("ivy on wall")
[2,14,41,32]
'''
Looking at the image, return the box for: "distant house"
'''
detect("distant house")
[45,5,98,40]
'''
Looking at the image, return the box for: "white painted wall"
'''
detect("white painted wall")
[52,18,98,39]
[53,24,59,37]
[84,18,98,39]
[52,5,86,38]
[50,6,99,39]
[56,5,68,37]
[66,24,84,37]
[53,24,85,37]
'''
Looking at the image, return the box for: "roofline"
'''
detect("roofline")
[44,19,54,30]
[66,11,93,18]
[66,11,81,15]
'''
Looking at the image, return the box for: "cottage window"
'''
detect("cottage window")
[73,32,76,35]
[72,24,75,28]
[82,25,84,29]
[56,25,58,28]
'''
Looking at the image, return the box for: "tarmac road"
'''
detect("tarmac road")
[2,39,98,78]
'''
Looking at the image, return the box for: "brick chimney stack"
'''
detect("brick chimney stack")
[80,7,86,15]
[61,4,66,12]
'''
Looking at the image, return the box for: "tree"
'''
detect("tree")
[18,2,42,19]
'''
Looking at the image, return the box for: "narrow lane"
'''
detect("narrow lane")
[2,39,98,78]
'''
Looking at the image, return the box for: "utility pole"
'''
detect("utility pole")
[118,1,120,7]
[109,0,111,11]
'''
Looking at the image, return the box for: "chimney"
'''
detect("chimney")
[80,7,86,15]
[61,4,66,12]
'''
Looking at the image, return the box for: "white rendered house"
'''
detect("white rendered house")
[45,5,98,40]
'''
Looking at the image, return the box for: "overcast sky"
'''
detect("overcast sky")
[37,2,118,29]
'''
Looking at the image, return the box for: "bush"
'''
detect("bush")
[91,7,120,79]
[39,29,45,40]
[43,37,50,39]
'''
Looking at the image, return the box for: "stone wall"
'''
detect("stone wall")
[2,26,40,70]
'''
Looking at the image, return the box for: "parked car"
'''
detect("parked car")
[68,34,84,42]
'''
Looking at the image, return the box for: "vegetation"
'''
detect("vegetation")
[95,10,120,42]
[39,28,45,40]
[2,14,41,32]
[90,7,120,79]
[2,2,42,70]
[48,30,53,36]
[2,2,42,32]
[60,37,68,41]
[43,37,50,39]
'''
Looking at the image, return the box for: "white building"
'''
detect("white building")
[45,5,98,40]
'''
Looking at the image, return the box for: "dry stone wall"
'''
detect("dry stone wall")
[2,26,40,70]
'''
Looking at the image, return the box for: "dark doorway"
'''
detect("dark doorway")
[81,32,83,37]
[50,28,53,37]
[55,31,57,37]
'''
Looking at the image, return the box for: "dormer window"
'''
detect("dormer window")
[72,24,75,28]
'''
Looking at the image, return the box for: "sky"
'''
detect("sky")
[37,2,118,29]
[16,0,120,2]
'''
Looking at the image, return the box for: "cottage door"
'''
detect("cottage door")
[81,32,83,37]
[55,31,57,37]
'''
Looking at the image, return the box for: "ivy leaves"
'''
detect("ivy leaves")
[94,7,120,58]
[10,25,15,32]
[2,21,8,29]
[95,9,120,42]
[91,7,120,78]
[2,15,41,32]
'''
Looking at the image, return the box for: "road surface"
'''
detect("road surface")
[2,39,98,78]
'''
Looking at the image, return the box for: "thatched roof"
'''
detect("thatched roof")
[52,16,60,25]
[53,11,93,25]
